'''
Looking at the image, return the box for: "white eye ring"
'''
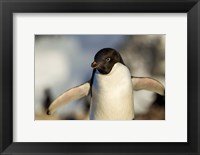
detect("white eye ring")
[106,58,111,62]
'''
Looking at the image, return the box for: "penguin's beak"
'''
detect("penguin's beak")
[91,61,98,68]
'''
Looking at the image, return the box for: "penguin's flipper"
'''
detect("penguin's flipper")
[47,82,90,115]
[131,77,165,96]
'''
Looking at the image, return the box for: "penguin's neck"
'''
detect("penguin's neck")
[94,63,131,91]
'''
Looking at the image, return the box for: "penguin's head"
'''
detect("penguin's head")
[91,48,124,74]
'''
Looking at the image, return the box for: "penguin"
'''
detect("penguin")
[47,48,165,120]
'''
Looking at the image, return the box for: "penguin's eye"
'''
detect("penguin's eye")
[106,58,111,62]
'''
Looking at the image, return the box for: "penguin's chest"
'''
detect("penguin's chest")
[90,63,134,120]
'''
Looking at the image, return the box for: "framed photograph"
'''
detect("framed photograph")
[0,0,199,154]
[34,34,166,121]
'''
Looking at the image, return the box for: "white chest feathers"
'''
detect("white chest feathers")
[90,63,134,120]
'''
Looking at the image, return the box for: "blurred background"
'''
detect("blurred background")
[35,35,165,120]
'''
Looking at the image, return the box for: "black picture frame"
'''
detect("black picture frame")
[0,0,199,154]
